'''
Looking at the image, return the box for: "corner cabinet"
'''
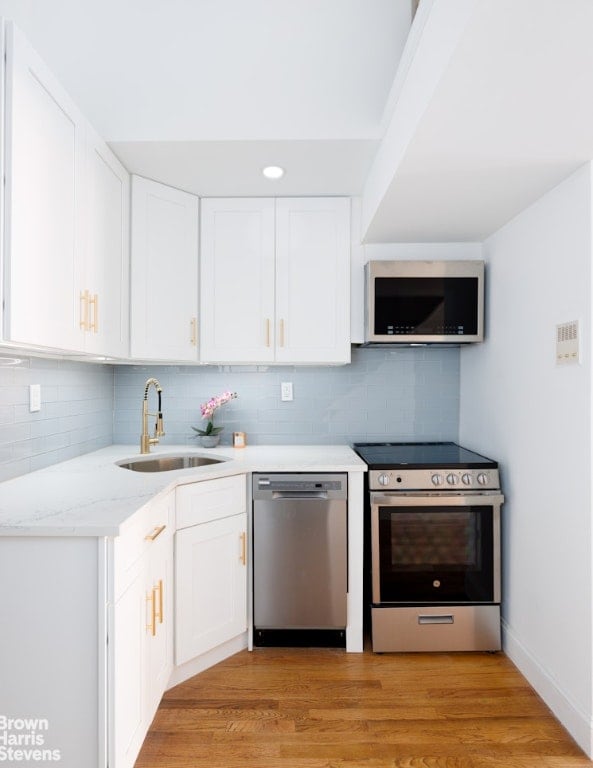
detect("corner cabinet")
[200,197,351,364]
[175,474,247,665]
[130,176,200,362]
[3,23,130,357]
[111,493,174,768]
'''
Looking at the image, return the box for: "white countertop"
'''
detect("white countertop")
[0,444,367,537]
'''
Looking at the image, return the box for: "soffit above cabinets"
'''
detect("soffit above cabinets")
[0,0,411,197]
[362,0,593,243]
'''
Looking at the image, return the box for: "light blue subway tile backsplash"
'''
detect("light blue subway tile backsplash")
[0,347,461,482]
[113,347,460,448]
[0,356,113,482]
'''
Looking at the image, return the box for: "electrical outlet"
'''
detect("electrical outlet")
[29,384,41,412]
[280,382,293,401]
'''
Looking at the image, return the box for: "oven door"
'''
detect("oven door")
[370,492,502,605]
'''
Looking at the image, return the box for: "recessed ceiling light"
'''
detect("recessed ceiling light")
[262,165,285,180]
[0,356,23,366]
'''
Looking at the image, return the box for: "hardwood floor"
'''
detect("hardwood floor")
[135,648,591,768]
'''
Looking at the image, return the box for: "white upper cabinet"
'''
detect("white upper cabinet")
[200,197,351,364]
[84,128,130,357]
[3,23,130,356]
[275,198,351,364]
[4,23,85,351]
[130,176,200,361]
[200,198,275,363]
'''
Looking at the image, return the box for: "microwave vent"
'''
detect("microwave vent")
[556,320,579,365]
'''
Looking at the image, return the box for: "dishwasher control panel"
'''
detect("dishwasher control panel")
[253,473,347,499]
[256,477,343,492]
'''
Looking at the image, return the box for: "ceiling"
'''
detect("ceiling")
[0,0,411,197]
[2,0,591,243]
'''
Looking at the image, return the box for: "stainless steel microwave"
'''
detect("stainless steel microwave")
[364,260,484,344]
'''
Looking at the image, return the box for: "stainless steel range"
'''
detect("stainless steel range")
[352,442,504,653]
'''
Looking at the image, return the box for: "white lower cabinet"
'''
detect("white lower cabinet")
[0,476,248,768]
[175,474,248,665]
[111,493,174,768]
[0,537,107,768]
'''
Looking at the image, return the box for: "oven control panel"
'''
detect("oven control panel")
[369,468,500,491]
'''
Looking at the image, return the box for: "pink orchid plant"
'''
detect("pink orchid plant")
[192,390,238,436]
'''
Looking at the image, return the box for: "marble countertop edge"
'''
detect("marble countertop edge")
[0,444,367,537]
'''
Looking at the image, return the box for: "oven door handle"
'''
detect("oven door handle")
[370,493,504,507]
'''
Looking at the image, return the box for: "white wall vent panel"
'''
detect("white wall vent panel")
[556,320,579,365]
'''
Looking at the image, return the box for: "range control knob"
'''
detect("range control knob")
[378,473,391,487]
[477,473,489,486]
[446,473,459,485]
[461,473,473,485]
[431,474,443,486]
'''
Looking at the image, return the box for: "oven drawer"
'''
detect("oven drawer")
[371,605,501,653]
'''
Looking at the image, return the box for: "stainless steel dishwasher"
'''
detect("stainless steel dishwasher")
[252,473,348,647]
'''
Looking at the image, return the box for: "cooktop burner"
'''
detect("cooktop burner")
[352,441,497,470]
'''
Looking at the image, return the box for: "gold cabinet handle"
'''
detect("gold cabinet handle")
[240,531,246,566]
[89,293,98,333]
[265,318,271,347]
[279,318,285,347]
[79,290,89,331]
[155,579,164,624]
[146,589,157,636]
[145,524,166,542]
[190,317,198,346]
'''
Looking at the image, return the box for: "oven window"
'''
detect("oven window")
[377,506,494,603]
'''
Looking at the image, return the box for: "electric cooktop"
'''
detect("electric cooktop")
[352,441,498,470]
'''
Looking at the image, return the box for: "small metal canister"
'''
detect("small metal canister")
[232,431,246,448]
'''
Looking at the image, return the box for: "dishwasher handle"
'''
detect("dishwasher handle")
[271,491,329,500]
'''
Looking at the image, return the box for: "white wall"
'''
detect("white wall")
[459,163,593,755]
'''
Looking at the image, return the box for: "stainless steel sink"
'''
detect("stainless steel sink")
[116,454,227,472]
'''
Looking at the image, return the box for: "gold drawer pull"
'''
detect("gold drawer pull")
[265,318,271,347]
[240,531,246,566]
[190,317,198,346]
[146,589,157,636]
[145,524,166,541]
[155,579,164,624]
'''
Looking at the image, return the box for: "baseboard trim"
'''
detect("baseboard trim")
[167,632,248,689]
[502,619,592,757]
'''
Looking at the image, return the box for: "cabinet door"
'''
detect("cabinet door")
[130,176,199,361]
[275,198,351,363]
[4,22,85,351]
[111,495,173,768]
[84,130,130,357]
[145,524,174,722]
[200,198,275,363]
[175,513,247,665]
[112,561,146,768]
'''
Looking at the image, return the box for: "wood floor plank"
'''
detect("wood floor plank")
[134,648,591,768]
